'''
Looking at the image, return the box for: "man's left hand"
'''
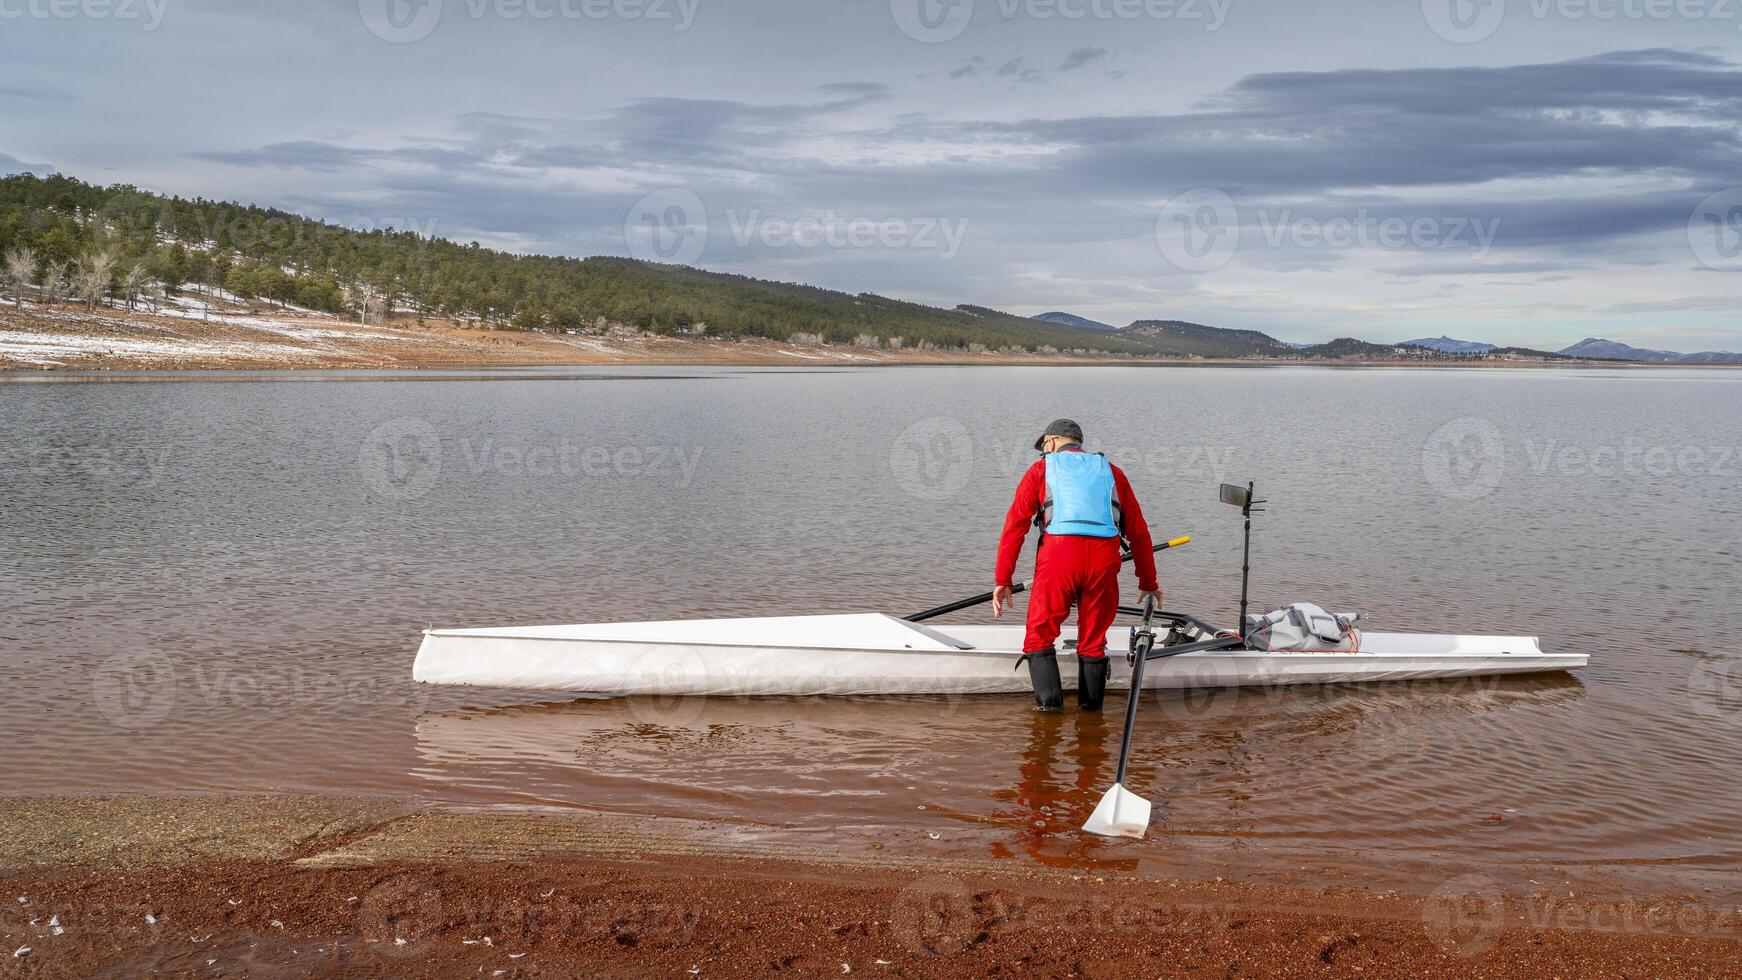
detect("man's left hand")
[1139,589,1163,609]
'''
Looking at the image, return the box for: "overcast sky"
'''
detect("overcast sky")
[4,0,1740,350]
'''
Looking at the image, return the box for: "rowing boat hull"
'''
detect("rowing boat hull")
[412,614,1585,696]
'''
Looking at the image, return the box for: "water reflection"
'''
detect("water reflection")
[986,710,1140,870]
[409,671,1593,871]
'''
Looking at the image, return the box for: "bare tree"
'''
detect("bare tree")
[118,262,151,312]
[74,248,118,312]
[40,268,70,307]
[138,275,164,312]
[202,275,225,321]
[2,247,36,307]
[345,280,386,325]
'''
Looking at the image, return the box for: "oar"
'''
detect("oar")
[1083,594,1160,838]
[905,535,1190,623]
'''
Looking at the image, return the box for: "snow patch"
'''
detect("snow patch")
[0,330,322,366]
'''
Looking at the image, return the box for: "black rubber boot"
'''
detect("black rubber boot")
[1077,656,1109,711]
[1019,648,1063,712]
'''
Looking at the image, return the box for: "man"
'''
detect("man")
[993,419,1162,712]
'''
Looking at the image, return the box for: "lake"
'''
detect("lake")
[2,365,1738,896]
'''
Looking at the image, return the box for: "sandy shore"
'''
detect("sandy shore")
[0,303,952,371]
[0,303,1633,373]
[2,795,1737,977]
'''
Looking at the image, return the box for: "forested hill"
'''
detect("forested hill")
[0,174,1599,362]
[0,173,1153,354]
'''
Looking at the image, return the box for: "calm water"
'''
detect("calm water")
[3,366,1738,892]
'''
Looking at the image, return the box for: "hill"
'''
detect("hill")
[1558,337,1742,363]
[1558,338,1681,361]
[1033,311,1117,332]
[1403,335,1497,353]
[5,173,1724,367]
[1293,338,1436,359]
[1120,320,1294,358]
[0,173,1155,356]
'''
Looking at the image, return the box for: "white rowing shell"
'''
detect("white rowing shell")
[412,613,1585,697]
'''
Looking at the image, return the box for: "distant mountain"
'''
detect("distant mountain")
[1558,338,1681,361]
[1404,335,1498,354]
[1293,338,1449,359]
[1120,319,1294,358]
[1556,338,1742,362]
[1033,311,1117,333]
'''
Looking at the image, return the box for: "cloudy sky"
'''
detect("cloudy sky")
[3,0,1740,350]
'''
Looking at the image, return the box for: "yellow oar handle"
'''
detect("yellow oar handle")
[1164,535,1191,549]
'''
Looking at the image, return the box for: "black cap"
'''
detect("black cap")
[1034,418,1084,451]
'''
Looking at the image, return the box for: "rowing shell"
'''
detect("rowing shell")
[411,613,1585,696]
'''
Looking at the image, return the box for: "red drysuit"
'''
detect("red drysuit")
[994,450,1158,659]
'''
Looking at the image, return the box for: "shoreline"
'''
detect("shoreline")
[3,794,1738,976]
[4,303,1724,375]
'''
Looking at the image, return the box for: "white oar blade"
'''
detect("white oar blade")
[1082,782,1151,838]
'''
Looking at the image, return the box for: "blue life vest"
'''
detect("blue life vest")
[1039,450,1122,539]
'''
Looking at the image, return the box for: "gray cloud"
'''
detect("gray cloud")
[0,86,74,104]
[1058,47,1108,71]
[1004,49,1742,200]
[16,1,1733,351]
[185,47,1742,285]
[190,140,479,173]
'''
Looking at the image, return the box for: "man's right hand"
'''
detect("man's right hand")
[992,585,1014,617]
